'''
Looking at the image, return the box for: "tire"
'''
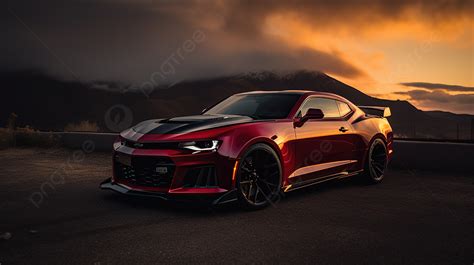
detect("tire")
[236,143,282,210]
[363,138,388,184]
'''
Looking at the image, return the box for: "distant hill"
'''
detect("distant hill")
[0,70,472,140]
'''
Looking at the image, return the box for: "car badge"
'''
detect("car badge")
[156,167,168,174]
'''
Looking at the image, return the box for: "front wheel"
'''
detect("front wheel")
[363,138,388,184]
[236,143,282,210]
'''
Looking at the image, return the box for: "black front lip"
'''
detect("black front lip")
[100,178,238,205]
[100,178,169,200]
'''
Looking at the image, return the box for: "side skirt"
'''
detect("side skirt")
[283,170,364,192]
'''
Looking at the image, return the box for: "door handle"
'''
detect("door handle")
[339,127,349,132]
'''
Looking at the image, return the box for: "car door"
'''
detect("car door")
[291,97,356,183]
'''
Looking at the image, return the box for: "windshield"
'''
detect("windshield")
[204,93,301,119]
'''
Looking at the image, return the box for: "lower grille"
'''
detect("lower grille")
[124,140,178,149]
[114,156,175,188]
[183,166,218,188]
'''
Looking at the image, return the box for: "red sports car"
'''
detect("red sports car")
[101,90,393,209]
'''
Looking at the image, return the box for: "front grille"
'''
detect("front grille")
[114,156,175,188]
[183,166,218,188]
[124,140,179,150]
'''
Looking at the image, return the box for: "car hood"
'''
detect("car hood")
[131,114,254,135]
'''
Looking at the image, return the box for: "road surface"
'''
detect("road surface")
[0,148,473,264]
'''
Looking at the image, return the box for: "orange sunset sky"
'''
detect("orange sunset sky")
[3,0,474,113]
[262,3,474,114]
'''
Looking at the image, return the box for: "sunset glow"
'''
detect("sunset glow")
[261,6,473,113]
[2,0,473,113]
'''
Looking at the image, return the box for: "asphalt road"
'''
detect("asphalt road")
[0,148,473,265]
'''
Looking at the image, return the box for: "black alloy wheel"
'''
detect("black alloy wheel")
[236,144,282,209]
[365,138,388,183]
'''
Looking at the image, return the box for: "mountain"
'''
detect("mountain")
[424,110,474,140]
[425,110,474,122]
[0,70,472,140]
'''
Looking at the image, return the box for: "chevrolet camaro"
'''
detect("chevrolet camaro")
[101,90,393,209]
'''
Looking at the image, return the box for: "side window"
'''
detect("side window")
[299,98,340,118]
[337,101,352,117]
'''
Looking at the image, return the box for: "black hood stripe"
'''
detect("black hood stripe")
[132,115,254,135]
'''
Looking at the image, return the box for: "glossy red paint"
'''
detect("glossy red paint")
[103,91,393,201]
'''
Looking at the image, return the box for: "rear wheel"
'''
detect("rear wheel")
[236,144,282,210]
[364,138,388,184]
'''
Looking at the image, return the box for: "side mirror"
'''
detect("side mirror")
[304,108,324,120]
[294,108,324,127]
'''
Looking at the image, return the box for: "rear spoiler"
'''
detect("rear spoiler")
[358,106,391,117]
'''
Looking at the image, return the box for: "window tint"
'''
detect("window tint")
[337,101,352,116]
[204,93,301,119]
[299,98,340,118]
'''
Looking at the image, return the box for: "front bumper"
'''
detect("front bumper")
[101,141,239,205]
[100,177,238,205]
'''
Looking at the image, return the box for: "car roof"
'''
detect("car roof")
[236,90,341,98]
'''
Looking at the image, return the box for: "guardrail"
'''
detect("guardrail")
[59,131,117,151]
[13,132,474,174]
[391,140,473,174]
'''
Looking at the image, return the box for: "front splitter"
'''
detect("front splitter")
[100,178,238,205]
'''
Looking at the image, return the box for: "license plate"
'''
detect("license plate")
[115,153,131,167]
[156,167,168,174]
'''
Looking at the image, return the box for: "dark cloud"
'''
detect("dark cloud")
[395,89,474,113]
[1,0,471,84]
[229,0,471,29]
[400,82,474,92]
[395,90,474,104]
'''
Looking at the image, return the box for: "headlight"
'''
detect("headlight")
[113,135,125,149]
[178,140,220,153]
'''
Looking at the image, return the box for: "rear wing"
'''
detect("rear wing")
[358,106,391,117]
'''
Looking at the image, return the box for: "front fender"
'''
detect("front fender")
[216,121,296,180]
